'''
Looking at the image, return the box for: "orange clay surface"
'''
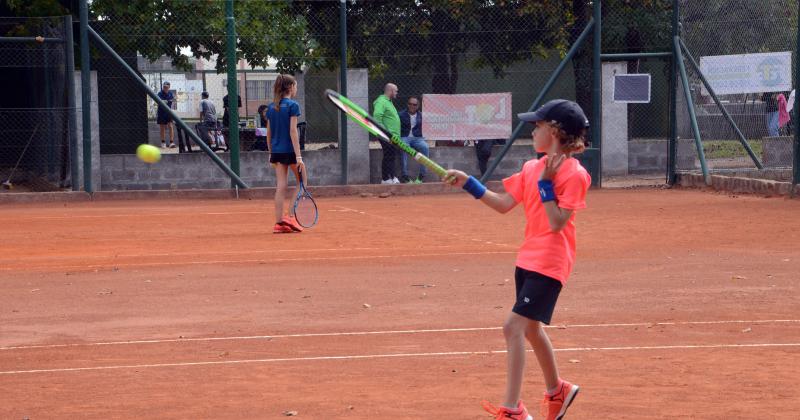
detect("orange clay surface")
[1,189,799,419]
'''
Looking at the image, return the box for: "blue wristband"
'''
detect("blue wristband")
[463,176,487,199]
[538,180,556,202]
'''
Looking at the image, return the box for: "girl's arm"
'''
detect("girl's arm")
[289,115,300,156]
[541,201,573,232]
[444,170,517,214]
[540,154,573,232]
[289,115,305,174]
[265,121,271,154]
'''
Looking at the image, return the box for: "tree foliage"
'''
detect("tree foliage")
[296,0,578,94]
[89,0,320,73]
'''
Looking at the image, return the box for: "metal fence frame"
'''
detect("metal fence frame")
[6,0,792,192]
[0,15,79,191]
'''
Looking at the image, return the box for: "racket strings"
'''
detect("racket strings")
[294,195,318,227]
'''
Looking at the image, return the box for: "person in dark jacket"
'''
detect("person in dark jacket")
[222,93,242,128]
[156,81,176,148]
[398,96,430,183]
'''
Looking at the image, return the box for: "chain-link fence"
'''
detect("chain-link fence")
[676,0,798,182]
[603,2,673,178]
[303,1,599,182]
[5,1,794,192]
[0,16,74,192]
[88,0,318,156]
[84,0,605,188]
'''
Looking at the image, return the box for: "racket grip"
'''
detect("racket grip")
[415,154,447,178]
[463,176,486,199]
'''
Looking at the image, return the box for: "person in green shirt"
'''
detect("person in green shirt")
[373,83,401,184]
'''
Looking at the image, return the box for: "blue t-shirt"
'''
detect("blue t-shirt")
[266,98,301,153]
[156,90,174,117]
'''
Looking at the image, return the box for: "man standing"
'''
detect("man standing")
[222,93,242,128]
[156,81,176,148]
[199,91,219,147]
[373,83,401,184]
[762,92,779,137]
[398,96,430,183]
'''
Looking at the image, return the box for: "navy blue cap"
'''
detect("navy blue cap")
[518,99,589,136]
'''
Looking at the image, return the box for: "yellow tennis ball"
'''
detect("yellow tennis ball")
[136,144,162,163]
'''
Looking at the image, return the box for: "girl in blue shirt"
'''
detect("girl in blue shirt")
[266,74,305,234]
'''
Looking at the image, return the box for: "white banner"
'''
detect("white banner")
[422,93,512,140]
[699,51,793,96]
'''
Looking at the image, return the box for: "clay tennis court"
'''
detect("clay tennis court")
[1,188,799,419]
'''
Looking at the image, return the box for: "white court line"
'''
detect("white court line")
[2,342,799,375]
[0,250,516,272]
[3,319,797,351]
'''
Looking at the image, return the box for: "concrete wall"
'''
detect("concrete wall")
[101,149,342,190]
[100,145,538,190]
[74,71,102,191]
[369,144,537,184]
[762,136,794,167]
[342,69,371,184]
[101,138,723,190]
[602,62,628,176]
[628,139,668,174]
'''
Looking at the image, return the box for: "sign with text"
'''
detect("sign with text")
[422,93,512,140]
[699,51,793,96]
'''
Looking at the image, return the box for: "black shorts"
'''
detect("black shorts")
[269,152,297,165]
[512,267,563,325]
[156,112,173,125]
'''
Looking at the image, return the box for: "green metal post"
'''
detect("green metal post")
[794,0,800,188]
[674,36,710,185]
[679,39,763,169]
[339,0,348,185]
[87,27,249,188]
[480,20,595,183]
[668,0,679,185]
[0,37,62,43]
[600,52,672,60]
[592,0,602,186]
[79,0,92,192]
[225,0,240,188]
[63,15,79,191]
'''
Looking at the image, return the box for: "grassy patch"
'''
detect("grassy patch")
[704,139,763,159]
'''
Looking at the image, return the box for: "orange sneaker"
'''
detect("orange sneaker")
[481,400,532,420]
[282,215,303,232]
[541,380,579,420]
[273,222,294,234]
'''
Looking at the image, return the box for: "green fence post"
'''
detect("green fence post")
[339,0,348,185]
[794,0,800,188]
[668,0,679,185]
[225,0,240,188]
[674,36,710,185]
[480,20,595,183]
[592,0,602,187]
[63,15,79,191]
[79,0,92,192]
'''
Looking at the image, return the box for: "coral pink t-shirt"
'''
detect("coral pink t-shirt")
[502,156,591,284]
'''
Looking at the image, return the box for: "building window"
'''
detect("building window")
[246,80,273,100]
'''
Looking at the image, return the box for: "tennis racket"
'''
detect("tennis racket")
[325,89,448,178]
[292,168,318,228]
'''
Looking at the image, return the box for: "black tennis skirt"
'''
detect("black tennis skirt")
[269,152,297,165]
